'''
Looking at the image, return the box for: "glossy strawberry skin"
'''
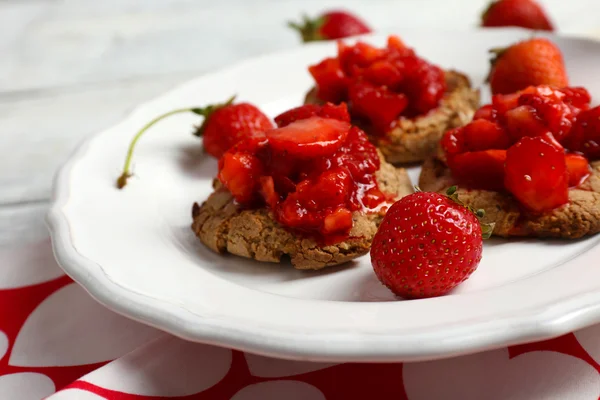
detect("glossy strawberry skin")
[441,127,466,159]
[266,117,351,158]
[348,81,409,133]
[482,0,553,31]
[370,192,483,299]
[274,103,350,127]
[218,152,264,204]
[289,10,371,43]
[308,58,348,103]
[517,93,575,142]
[462,119,512,151]
[565,106,600,160]
[473,104,497,121]
[318,11,371,40]
[503,105,548,141]
[398,57,446,115]
[488,38,568,95]
[202,103,273,158]
[504,135,569,212]
[565,153,591,187]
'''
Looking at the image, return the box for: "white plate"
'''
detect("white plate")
[47,29,600,362]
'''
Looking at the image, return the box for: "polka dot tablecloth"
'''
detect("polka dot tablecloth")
[1,240,599,399]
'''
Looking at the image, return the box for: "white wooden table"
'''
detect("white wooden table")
[0,0,599,247]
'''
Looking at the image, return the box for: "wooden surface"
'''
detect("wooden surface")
[1,0,599,244]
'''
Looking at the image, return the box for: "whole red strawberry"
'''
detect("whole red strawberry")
[488,38,568,95]
[482,0,553,31]
[116,96,272,189]
[194,98,274,158]
[289,10,371,42]
[370,188,492,299]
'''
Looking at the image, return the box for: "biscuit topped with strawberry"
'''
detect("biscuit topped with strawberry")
[192,103,414,269]
[305,35,480,164]
[420,85,600,239]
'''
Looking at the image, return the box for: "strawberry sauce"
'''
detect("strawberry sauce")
[308,35,446,135]
[441,85,595,213]
[218,103,391,243]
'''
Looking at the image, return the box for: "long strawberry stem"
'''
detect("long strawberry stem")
[116,95,237,189]
[116,108,196,189]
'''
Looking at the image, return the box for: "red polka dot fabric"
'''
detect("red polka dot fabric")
[1,240,599,399]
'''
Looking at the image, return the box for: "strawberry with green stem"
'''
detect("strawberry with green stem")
[116,96,273,189]
[370,186,494,299]
[288,10,371,42]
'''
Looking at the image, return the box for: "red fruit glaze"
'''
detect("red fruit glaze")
[348,81,408,133]
[504,135,569,212]
[274,103,350,127]
[442,84,593,213]
[308,58,348,103]
[370,192,483,299]
[202,103,274,158]
[218,114,389,243]
[463,120,511,151]
[267,117,350,158]
[218,152,264,204]
[473,104,497,121]
[450,150,507,191]
[441,127,466,159]
[565,153,591,187]
[503,105,548,141]
[566,106,600,160]
[308,35,446,135]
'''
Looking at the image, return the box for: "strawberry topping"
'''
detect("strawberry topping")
[308,35,446,135]
[504,136,569,212]
[441,85,595,213]
[218,106,390,243]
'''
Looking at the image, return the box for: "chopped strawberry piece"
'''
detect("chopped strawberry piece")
[218,152,264,203]
[348,81,408,133]
[277,168,352,230]
[565,106,600,160]
[274,103,350,127]
[274,104,320,127]
[360,186,388,209]
[322,207,353,235]
[492,92,520,115]
[259,176,279,208]
[504,105,548,141]
[504,136,568,213]
[565,153,591,187]
[338,41,386,76]
[560,86,591,110]
[539,131,564,151]
[517,93,575,141]
[441,127,466,158]
[308,57,348,103]
[473,104,497,121]
[266,116,351,158]
[386,35,415,57]
[363,60,403,88]
[449,150,507,191]
[463,119,512,151]
[398,57,446,115]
